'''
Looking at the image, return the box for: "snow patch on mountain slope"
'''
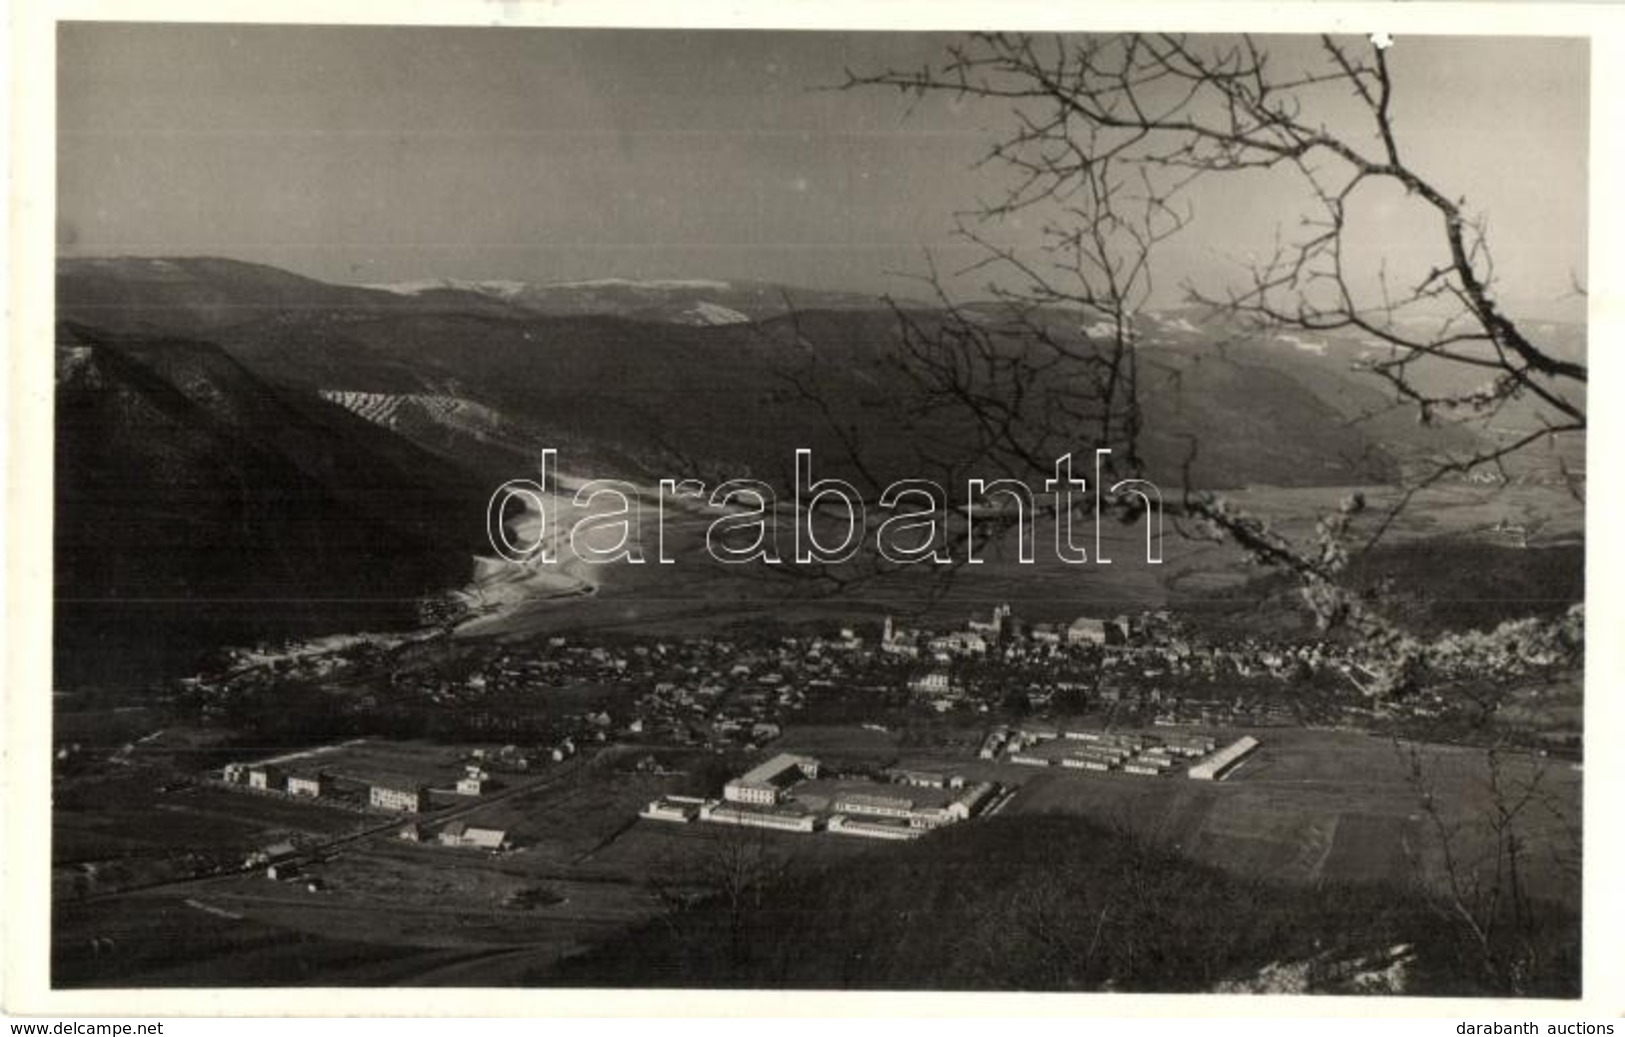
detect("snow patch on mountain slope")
[676,301,752,325]
[1275,333,1328,355]
[1149,313,1201,334]
[363,279,529,299]
[1081,319,1136,340]
[319,390,502,434]
[544,277,734,291]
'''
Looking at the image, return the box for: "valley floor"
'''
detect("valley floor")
[51,723,1579,990]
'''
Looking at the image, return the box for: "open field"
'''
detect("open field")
[52,856,661,989]
[53,703,168,751]
[589,813,884,877]
[778,724,901,756]
[1318,814,1412,883]
[52,892,471,988]
[1000,727,1579,906]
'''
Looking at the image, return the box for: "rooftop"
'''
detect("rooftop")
[793,778,959,813]
[736,752,818,787]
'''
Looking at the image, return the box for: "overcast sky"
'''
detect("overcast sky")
[58,25,1587,309]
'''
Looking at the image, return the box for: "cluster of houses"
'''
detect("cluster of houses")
[877,606,1359,720]
[438,634,837,753]
[190,598,1400,784]
[881,607,1138,662]
[182,596,1541,868]
[878,605,1410,722]
[178,566,1560,800]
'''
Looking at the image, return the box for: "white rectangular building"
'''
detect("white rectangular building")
[286,773,329,798]
[723,753,820,805]
[248,766,284,791]
[1188,736,1260,781]
[700,802,818,832]
[370,783,429,812]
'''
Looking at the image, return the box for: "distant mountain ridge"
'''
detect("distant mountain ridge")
[56,255,1515,490]
[56,256,531,333]
[357,273,919,325]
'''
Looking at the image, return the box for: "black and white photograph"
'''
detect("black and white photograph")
[11,4,1606,1010]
